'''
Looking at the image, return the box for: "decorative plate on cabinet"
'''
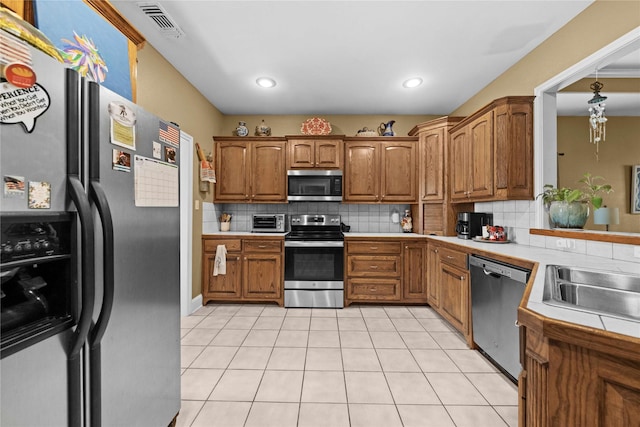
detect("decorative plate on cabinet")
[301,117,332,135]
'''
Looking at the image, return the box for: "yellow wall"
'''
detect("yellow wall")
[136,45,224,299]
[451,0,640,116]
[558,117,640,232]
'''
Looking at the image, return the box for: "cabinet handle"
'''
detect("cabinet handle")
[434,249,438,253]
[258,245,267,248]
[370,266,379,269]
[446,255,454,259]
[460,276,465,280]
[370,287,377,292]
[244,257,247,261]
[405,245,408,249]
[236,257,240,261]
[369,246,378,250]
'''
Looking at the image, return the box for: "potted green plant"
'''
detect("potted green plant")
[538,173,613,229]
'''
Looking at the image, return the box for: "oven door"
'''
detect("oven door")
[284,241,344,285]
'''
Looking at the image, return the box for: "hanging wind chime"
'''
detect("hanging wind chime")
[587,77,607,160]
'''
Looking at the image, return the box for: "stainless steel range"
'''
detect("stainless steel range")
[284,214,344,308]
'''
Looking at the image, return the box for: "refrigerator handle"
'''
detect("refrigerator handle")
[66,69,96,427]
[88,180,114,427]
[87,81,115,427]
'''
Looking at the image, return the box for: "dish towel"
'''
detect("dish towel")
[213,244,227,276]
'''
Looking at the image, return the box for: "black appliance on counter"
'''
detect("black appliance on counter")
[251,214,287,233]
[456,212,493,239]
[287,170,342,202]
[284,214,344,308]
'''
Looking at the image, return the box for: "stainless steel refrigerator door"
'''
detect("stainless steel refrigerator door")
[88,82,180,426]
[0,47,70,212]
[0,47,76,427]
[0,329,72,426]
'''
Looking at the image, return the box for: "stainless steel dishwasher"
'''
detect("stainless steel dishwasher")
[469,255,531,382]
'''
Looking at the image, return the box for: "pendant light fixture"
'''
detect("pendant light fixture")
[587,73,607,160]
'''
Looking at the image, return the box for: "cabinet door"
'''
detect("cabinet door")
[438,262,469,334]
[468,111,494,199]
[402,242,427,302]
[288,140,315,168]
[449,128,469,200]
[315,140,342,169]
[251,141,286,202]
[243,253,282,299]
[495,102,533,199]
[344,141,379,202]
[421,128,444,201]
[380,141,417,202]
[203,253,242,302]
[426,245,441,308]
[215,141,250,201]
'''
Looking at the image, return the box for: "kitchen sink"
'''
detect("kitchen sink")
[543,265,640,321]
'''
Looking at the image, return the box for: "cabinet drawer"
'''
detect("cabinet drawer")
[438,247,468,270]
[243,240,282,253]
[203,239,242,253]
[347,255,401,277]
[347,278,401,301]
[347,241,401,254]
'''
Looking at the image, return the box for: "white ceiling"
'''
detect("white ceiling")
[110,0,600,116]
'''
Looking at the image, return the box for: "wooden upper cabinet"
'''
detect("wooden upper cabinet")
[215,140,250,201]
[421,127,445,201]
[449,128,470,200]
[344,140,380,202]
[286,136,343,169]
[344,137,418,203]
[380,141,417,202]
[494,98,534,199]
[213,137,286,203]
[468,110,494,199]
[448,96,533,203]
[251,141,286,201]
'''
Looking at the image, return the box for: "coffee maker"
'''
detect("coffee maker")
[456,212,493,239]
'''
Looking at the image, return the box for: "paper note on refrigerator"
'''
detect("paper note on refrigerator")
[134,155,179,207]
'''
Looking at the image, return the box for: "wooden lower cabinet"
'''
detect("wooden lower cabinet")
[344,238,428,306]
[403,242,427,302]
[243,253,282,299]
[426,243,472,346]
[202,236,283,305]
[520,318,640,427]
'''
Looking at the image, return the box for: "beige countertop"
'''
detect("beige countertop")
[426,236,640,339]
[202,232,288,237]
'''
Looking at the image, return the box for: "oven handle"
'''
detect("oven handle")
[285,240,344,248]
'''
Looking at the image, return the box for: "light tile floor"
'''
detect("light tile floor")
[177,304,518,427]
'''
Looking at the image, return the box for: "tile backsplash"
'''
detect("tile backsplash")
[202,202,410,233]
[203,200,637,263]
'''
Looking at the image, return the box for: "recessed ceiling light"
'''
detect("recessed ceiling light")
[256,77,276,88]
[402,77,423,88]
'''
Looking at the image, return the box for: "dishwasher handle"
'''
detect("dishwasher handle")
[469,255,530,284]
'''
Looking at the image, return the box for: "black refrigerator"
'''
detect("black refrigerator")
[1,34,181,426]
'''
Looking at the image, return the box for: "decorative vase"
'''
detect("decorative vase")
[379,120,396,136]
[401,209,413,233]
[235,121,248,137]
[255,119,271,136]
[549,201,589,229]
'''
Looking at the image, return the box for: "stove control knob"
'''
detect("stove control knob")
[33,241,41,250]
[41,241,51,249]
[2,244,13,254]
[23,242,32,251]
[14,244,23,253]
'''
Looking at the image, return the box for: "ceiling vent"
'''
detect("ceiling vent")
[137,3,185,39]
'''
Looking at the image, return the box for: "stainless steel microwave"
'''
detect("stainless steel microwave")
[287,170,342,202]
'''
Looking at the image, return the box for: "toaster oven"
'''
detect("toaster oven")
[251,214,286,233]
